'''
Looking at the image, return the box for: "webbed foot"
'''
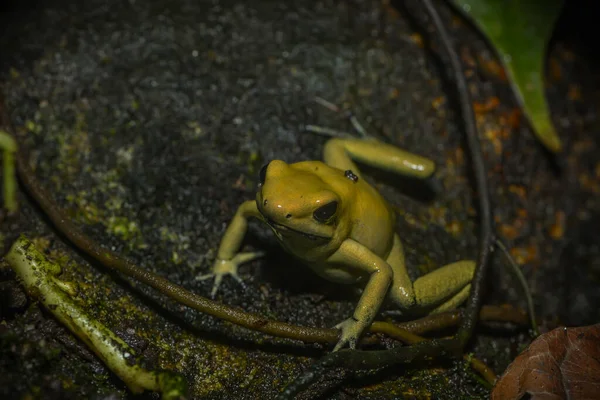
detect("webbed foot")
[197,251,264,297]
[333,317,367,352]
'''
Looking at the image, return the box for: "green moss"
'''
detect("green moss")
[106,215,143,243]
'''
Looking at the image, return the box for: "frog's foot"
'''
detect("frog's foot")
[332,317,367,352]
[197,251,264,298]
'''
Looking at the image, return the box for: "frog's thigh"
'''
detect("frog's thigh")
[413,260,475,313]
[386,234,417,309]
[323,138,435,179]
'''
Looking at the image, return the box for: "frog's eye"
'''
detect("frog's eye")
[259,162,270,186]
[313,201,338,223]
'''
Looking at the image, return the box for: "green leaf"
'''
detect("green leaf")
[449,0,565,153]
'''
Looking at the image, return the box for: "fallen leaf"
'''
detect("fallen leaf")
[492,324,600,399]
[448,0,565,153]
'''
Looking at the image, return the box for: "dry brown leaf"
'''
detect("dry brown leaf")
[492,324,600,399]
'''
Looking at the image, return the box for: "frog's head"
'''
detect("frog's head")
[255,160,339,243]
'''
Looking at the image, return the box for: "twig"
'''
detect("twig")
[311,97,370,138]
[421,0,493,348]
[495,238,539,336]
[371,319,497,386]
[304,124,354,139]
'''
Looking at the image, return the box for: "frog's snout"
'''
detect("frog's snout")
[259,195,292,222]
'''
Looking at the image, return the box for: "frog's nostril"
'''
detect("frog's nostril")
[285,213,292,219]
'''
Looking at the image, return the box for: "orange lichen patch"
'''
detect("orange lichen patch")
[473,97,500,114]
[506,108,521,129]
[516,208,528,219]
[461,48,477,68]
[451,15,463,28]
[381,0,401,19]
[549,58,562,81]
[388,87,400,100]
[428,206,448,225]
[446,220,463,236]
[510,243,539,266]
[578,173,600,194]
[498,208,528,240]
[478,56,507,81]
[549,211,566,240]
[445,147,465,171]
[484,127,504,155]
[500,224,520,240]
[508,185,527,201]
[568,84,581,101]
[572,138,594,154]
[431,96,445,110]
[409,33,424,48]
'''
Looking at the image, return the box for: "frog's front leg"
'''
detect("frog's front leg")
[386,233,475,315]
[323,138,435,180]
[327,239,393,351]
[198,200,264,297]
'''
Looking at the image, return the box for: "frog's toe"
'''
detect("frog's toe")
[229,271,247,291]
[333,336,357,352]
[198,252,263,297]
[210,273,224,298]
[333,318,362,351]
[196,269,237,298]
[232,251,265,264]
[195,272,224,298]
[196,273,215,281]
[332,339,346,352]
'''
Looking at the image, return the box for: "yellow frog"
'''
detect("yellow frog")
[200,138,475,351]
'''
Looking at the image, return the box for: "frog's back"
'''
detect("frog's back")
[291,161,395,259]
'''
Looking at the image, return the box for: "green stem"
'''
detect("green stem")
[5,236,188,400]
[0,130,17,213]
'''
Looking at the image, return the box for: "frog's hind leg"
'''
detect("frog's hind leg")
[385,234,418,309]
[412,260,475,314]
[323,138,436,180]
[385,233,475,314]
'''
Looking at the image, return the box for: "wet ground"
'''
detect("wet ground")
[1,0,599,398]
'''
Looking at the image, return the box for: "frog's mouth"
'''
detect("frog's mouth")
[263,218,332,242]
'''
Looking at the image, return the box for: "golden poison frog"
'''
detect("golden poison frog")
[200,138,474,351]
